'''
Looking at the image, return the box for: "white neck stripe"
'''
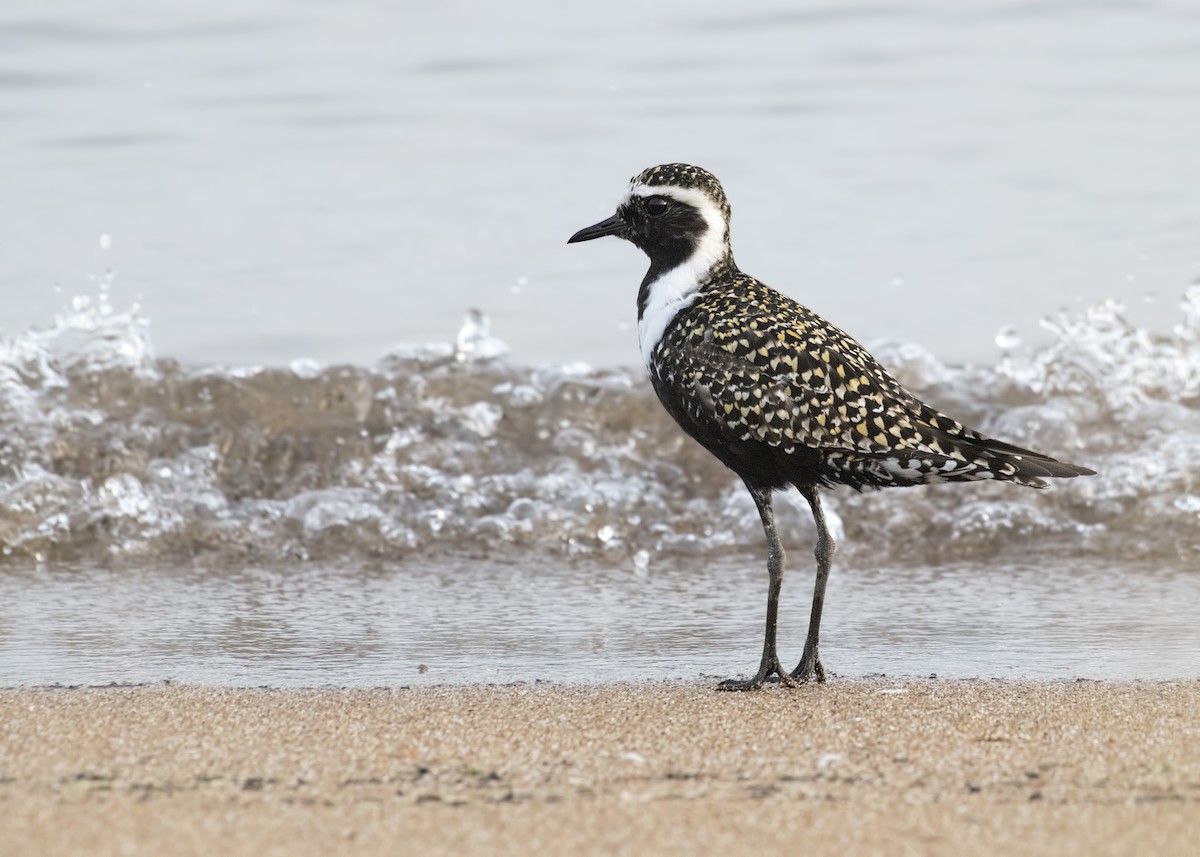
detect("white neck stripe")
[628,182,731,371]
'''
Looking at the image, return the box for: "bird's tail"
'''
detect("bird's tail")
[853,432,1094,489]
[957,435,1096,488]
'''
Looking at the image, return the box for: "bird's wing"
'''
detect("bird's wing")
[654,307,945,459]
[652,280,1092,487]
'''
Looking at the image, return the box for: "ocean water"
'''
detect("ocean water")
[3,0,1199,368]
[2,1,1199,686]
[1,288,1198,685]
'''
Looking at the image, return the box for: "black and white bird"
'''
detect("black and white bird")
[568,163,1095,691]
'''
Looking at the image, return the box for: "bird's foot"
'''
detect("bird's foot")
[717,675,769,692]
[790,649,827,684]
[717,658,800,692]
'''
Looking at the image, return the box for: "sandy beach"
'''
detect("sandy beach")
[1,680,1197,856]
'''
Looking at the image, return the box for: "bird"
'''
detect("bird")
[567,163,1095,691]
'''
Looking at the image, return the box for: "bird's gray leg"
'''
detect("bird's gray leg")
[791,484,833,683]
[718,483,800,691]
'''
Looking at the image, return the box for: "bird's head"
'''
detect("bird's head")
[568,164,733,277]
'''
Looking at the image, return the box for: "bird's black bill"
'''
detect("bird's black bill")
[567,213,626,244]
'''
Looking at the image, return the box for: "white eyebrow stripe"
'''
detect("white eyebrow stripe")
[630,182,710,204]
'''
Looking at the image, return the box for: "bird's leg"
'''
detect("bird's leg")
[791,485,834,683]
[718,484,799,691]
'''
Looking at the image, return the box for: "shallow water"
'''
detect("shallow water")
[1,555,1195,687]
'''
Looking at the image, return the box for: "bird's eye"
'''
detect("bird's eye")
[644,195,670,216]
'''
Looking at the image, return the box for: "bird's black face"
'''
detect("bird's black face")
[568,190,711,273]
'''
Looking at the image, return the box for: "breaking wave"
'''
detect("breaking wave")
[2,287,1199,568]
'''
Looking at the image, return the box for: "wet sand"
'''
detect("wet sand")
[2,680,1197,856]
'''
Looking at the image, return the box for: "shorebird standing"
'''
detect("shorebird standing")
[568,163,1094,690]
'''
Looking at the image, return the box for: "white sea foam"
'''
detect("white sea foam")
[1,288,1198,567]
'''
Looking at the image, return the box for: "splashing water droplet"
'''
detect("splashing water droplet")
[1176,284,1200,341]
[994,325,1022,351]
[632,549,650,578]
[1173,495,1200,514]
[597,525,615,543]
[455,309,510,363]
[289,358,323,379]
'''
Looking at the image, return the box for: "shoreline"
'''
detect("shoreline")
[2,679,1198,856]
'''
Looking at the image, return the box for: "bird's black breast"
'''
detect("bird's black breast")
[648,358,825,490]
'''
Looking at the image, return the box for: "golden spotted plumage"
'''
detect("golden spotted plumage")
[649,269,1076,491]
